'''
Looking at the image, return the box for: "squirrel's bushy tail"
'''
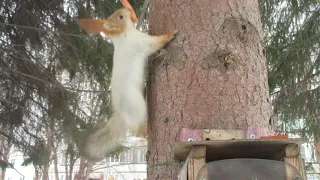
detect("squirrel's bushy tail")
[79,85,147,161]
[80,113,126,161]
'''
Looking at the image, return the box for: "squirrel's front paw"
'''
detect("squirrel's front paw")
[167,30,179,41]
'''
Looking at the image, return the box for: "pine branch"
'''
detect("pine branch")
[0,22,82,38]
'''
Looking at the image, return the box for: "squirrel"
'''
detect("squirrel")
[77,1,178,161]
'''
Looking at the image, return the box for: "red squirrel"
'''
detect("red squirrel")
[77,1,178,161]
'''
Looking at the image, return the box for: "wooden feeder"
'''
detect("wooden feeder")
[175,127,307,180]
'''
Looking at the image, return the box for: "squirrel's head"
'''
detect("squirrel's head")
[77,7,137,38]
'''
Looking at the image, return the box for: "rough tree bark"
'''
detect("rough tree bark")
[76,158,92,179]
[34,166,39,180]
[0,127,13,180]
[315,138,320,173]
[0,134,11,180]
[147,0,272,179]
[67,154,77,180]
[42,165,49,180]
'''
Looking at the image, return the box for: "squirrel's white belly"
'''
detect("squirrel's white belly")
[110,51,147,127]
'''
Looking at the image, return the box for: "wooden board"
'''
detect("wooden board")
[188,146,206,180]
[203,129,245,140]
[178,146,206,180]
[174,138,306,161]
[179,128,245,142]
[285,157,307,180]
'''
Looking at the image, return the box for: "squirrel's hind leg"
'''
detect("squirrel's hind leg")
[118,88,147,134]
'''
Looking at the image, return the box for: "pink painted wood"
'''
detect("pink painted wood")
[178,128,203,142]
[246,126,269,139]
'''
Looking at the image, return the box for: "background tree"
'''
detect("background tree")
[0,0,319,179]
[0,0,144,179]
[0,127,12,180]
[260,0,320,174]
[147,0,272,179]
[260,0,319,139]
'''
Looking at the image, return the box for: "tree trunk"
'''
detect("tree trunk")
[0,136,9,180]
[0,165,6,180]
[53,149,59,180]
[0,169,5,180]
[76,158,88,179]
[65,154,69,180]
[315,138,320,172]
[0,128,13,180]
[42,165,49,180]
[34,166,39,180]
[147,0,272,179]
[75,160,93,180]
[84,162,93,180]
[48,122,59,180]
[68,156,77,180]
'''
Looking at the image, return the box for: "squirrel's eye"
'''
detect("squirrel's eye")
[119,15,124,20]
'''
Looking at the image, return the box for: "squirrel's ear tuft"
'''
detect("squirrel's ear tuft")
[77,19,107,35]
[121,0,138,23]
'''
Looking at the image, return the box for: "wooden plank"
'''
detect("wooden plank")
[178,146,207,180]
[203,129,245,140]
[179,128,245,142]
[178,163,187,180]
[285,157,306,180]
[284,144,306,180]
[299,158,307,180]
[187,146,206,180]
[173,138,306,161]
[178,148,193,180]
